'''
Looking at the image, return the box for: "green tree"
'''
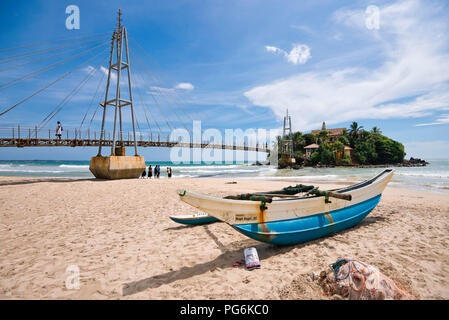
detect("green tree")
[311,142,335,165]
[349,121,363,138]
[340,154,351,165]
[317,131,329,144]
[373,135,405,164]
[332,140,345,153]
[338,135,350,146]
[354,139,377,164]
[371,126,382,134]
[292,131,306,151]
[277,123,405,166]
[303,133,317,146]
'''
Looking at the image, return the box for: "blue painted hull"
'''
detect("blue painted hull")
[170,215,220,225]
[232,194,382,245]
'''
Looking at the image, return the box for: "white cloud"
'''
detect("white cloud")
[149,86,175,93]
[286,44,311,65]
[83,65,96,73]
[147,83,194,96]
[175,82,194,90]
[100,66,115,81]
[265,45,283,54]
[265,44,311,65]
[290,24,315,35]
[415,114,449,126]
[247,0,449,130]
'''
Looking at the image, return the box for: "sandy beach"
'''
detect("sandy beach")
[0,175,448,300]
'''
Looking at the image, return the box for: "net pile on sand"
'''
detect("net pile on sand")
[319,257,415,300]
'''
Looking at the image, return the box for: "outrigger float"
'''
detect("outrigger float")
[176,169,394,245]
[169,212,220,225]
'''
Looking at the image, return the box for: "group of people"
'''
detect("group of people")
[141,165,173,179]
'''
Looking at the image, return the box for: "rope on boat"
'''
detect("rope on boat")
[224,184,315,202]
[259,196,268,211]
[308,188,352,202]
[271,184,315,195]
[224,194,273,203]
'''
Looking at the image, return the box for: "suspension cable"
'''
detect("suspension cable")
[87,82,107,130]
[0,39,107,73]
[79,66,106,131]
[39,54,104,129]
[0,35,109,64]
[135,80,162,134]
[129,36,196,122]
[131,48,191,132]
[131,56,173,132]
[0,31,109,52]
[0,41,108,91]
[0,47,108,117]
[131,70,155,135]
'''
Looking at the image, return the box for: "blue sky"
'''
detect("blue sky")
[0,0,448,161]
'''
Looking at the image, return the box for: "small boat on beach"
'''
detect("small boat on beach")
[177,169,394,245]
[169,212,220,225]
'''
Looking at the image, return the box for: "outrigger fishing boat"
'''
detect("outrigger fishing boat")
[177,169,394,245]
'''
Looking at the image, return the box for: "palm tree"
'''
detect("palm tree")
[292,132,305,151]
[371,126,382,134]
[349,121,363,138]
[317,130,328,144]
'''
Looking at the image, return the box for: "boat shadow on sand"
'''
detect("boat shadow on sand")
[122,215,386,296]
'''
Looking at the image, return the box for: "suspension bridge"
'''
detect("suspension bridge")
[0,9,271,178]
[0,124,268,152]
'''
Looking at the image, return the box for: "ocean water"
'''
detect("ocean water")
[0,159,448,194]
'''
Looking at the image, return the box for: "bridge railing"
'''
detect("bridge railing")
[0,126,174,142]
[0,126,270,151]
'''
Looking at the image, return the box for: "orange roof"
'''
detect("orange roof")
[311,128,345,136]
[304,143,319,149]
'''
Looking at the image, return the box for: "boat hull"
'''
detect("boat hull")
[232,194,381,245]
[177,170,393,245]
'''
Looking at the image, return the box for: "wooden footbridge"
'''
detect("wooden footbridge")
[0,126,269,152]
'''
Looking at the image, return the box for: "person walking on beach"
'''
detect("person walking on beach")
[55,121,63,140]
[141,168,146,179]
[156,165,160,178]
[167,167,172,178]
[148,165,152,179]
[154,165,157,178]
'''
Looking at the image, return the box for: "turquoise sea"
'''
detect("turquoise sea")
[0,159,448,194]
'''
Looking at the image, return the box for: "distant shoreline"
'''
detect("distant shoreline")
[278,157,429,169]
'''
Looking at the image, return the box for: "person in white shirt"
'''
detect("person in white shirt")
[56,121,63,140]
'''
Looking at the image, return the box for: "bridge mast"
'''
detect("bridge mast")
[282,109,293,159]
[89,9,145,179]
[97,8,138,157]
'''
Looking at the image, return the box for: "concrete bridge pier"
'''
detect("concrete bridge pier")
[89,153,145,179]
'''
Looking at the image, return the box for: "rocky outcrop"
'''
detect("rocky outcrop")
[401,157,429,167]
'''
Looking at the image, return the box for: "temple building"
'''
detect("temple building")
[304,122,353,163]
[304,143,319,159]
[311,122,346,142]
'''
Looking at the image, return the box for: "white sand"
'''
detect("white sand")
[0,176,448,299]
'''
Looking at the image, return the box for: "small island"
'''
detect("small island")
[276,121,428,169]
